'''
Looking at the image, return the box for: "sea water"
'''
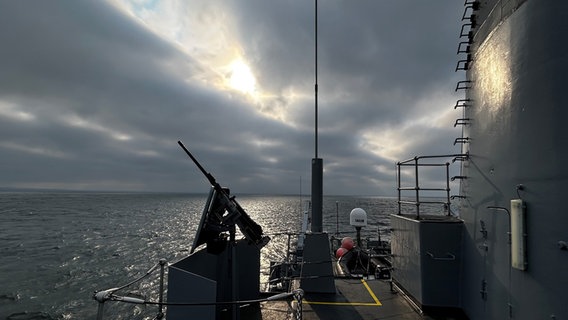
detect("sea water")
[0,192,436,319]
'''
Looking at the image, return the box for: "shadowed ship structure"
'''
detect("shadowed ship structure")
[392,1,568,319]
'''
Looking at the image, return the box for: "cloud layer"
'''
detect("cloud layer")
[0,1,465,195]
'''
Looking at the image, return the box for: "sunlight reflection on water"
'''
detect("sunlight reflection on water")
[0,192,443,319]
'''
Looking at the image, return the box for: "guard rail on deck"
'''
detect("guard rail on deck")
[93,257,304,320]
[396,154,467,218]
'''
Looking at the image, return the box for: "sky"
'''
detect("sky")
[0,1,466,196]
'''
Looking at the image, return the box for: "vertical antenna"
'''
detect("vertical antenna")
[314,0,318,158]
[302,2,335,296]
[311,0,323,233]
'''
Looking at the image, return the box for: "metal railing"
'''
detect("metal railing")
[397,154,467,218]
[94,258,304,320]
[94,259,167,320]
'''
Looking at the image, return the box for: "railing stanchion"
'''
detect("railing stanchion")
[397,162,402,215]
[157,259,166,319]
[294,289,304,320]
[414,157,420,218]
[96,300,105,320]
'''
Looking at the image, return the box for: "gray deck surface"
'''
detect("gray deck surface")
[255,277,425,320]
[299,278,423,320]
[255,277,466,320]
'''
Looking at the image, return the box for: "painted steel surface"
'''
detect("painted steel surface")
[459,1,568,319]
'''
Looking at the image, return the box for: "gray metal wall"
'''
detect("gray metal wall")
[167,240,261,319]
[391,215,463,309]
[460,1,568,319]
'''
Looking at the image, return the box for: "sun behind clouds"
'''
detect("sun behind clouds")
[229,59,257,95]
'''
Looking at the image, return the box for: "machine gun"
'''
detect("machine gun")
[178,141,270,252]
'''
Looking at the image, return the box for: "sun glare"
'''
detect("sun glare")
[229,59,256,94]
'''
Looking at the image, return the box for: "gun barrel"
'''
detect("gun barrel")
[177,140,215,185]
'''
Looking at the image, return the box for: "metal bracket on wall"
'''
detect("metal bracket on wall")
[455,80,473,91]
[454,137,471,145]
[426,252,456,261]
[455,58,471,71]
[454,99,472,109]
[463,1,480,21]
[457,41,471,54]
[452,153,469,162]
[454,118,471,127]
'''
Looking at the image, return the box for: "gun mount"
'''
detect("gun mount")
[178,140,270,251]
[191,185,270,254]
[167,141,271,319]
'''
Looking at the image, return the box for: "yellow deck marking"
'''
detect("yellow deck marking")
[304,279,382,306]
[360,279,382,305]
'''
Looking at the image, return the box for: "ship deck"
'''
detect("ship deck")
[256,276,435,320]
[299,277,423,320]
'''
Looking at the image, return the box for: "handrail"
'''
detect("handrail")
[397,154,467,218]
[94,259,167,320]
[398,154,467,165]
[94,258,304,320]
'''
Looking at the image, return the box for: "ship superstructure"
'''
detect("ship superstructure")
[459,1,568,319]
[392,1,568,319]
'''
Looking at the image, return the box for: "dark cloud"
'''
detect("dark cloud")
[0,1,466,195]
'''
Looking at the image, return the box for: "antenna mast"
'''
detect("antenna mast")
[314,0,318,158]
[311,0,323,233]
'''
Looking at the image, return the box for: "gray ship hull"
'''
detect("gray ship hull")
[460,1,568,319]
[391,1,568,319]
